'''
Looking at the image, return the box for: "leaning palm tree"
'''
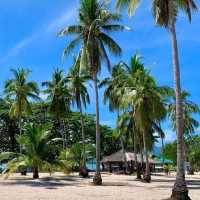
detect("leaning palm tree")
[58,0,127,185]
[116,0,198,198]
[66,58,90,170]
[4,68,40,153]
[121,55,166,182]
[0,123,59,179]
[42,68,71,148]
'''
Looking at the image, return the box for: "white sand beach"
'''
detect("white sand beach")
[0,172,200,200]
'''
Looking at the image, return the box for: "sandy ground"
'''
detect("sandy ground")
[0,172,200,200]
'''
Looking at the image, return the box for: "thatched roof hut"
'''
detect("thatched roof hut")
[101,150,154,164]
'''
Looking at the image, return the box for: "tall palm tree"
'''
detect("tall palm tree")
[121,55,166,182]
[42,68,71,148]
[116,0,197,198]
[153,2,198,196]
[100,62,142,178]
[66,58,90,169]
[58,0,127,185]
[4,68,40,153]
[117,112,142,178]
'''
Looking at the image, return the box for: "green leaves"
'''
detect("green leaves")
[0,123,58,178]
[42,68,71,119]
[4,68,40,119]
[59,0,126,75]
[116,0,141,16]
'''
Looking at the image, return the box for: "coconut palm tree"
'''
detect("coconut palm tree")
[99,62,126,112]
[116,0,198,198]
[42,68,71,148]
[58,0,127,185]
[66,58,90,169]
[121,55,166,182]
[4,68,40,153]
[117,112,142,178]
[59,142,95,176]
[168,90,199,137]
[0,123,59,179]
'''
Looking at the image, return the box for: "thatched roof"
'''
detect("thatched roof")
[101,150,155,163]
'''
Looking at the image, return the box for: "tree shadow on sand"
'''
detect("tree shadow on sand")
[0,175,87,190]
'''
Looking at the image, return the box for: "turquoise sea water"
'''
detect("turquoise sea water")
[86,159,96,170]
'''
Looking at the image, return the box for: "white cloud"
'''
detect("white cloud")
[164,129,176,144]
[47,10,75,33]
[100,120,115,128]
[0,9,76,63]
[39,93,48,101]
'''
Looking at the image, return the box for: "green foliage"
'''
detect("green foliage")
[58,0,127,74]
[42,68,71,120]
[4,68,40,118]
[59,142,95,171]
[168,91,200,137]
[186,136,200,171]
[0,123,60,178]
[163,141,177,165]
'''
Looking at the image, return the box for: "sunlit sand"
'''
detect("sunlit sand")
[1,172,200,200]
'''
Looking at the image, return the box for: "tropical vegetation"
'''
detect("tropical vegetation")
[0,0,199,200]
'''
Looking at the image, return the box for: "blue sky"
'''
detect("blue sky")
[0,0,199,144]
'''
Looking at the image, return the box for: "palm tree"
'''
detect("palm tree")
[116,0,197,198]
[121,55,166,182]
[117,112,142,178]
[0,123,59,179]
[100,62,126,112]
[151,9,198,196]
[58,0,127,185]
[168,91,199,137]
[59,142,95,176]
[42,68,71,148]
[100,62,131,173]
[66,58,90,170]
[4,68,40,153]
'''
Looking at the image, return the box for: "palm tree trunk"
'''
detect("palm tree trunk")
[133,131,141,179]
[161,136,165,167]
[139,140,144,175]
[120,137,128,174]
[33,167,39,179]
[79,99,86,169]
[170,22,190,200]
[92,72,102,185]
[143,131,151,183]
[19,117,22,153]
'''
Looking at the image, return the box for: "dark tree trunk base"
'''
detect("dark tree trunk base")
[93,173,102,185]
[33,173,39,179]
[33,168,39,179]
[142,174,151,183]
[136,166,142,180]
[164,190,191,200]
[170,189,191,200]
[79,168,89,178]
